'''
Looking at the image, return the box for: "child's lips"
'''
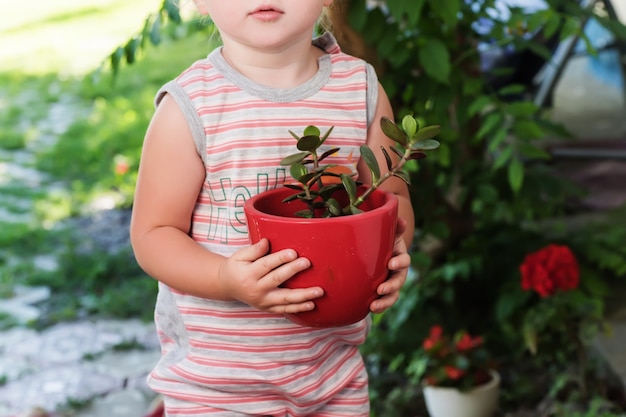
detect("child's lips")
[250,6,284,21]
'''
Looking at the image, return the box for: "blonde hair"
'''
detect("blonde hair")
[318,0,344,36]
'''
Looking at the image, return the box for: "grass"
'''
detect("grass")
[0,1,217,327]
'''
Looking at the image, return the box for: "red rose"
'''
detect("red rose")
[520,244,579,297]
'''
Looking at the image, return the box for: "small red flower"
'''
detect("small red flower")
[456,332,483,351]
[423,325,444,351]
[520,244,579,297]
[444,366,465,380]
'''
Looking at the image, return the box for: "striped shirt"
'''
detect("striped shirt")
[148,33,379,415]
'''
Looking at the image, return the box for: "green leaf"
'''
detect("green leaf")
[518,143,551,160]
[414,126,441,142]
[163,0,181,23]
[428,0,460,28]
[290,163,308,182]
[498,84,527,97]
[492,147,513,170]
[508,158,524,193]
[380,117,408,146]
[124,37,139,64]
[506,101,539,118]
[110,47,124,75]
[360,145,380,183]
[476,113,504,140]
[513,120,544,140]
[297,135,321,151]
[467,95,492,118]
[149,15,162,46]
[327,198,342,216]
[381,147,393,170]
[544,12,562,39]
[393,170,411,185]
[319,147,340,162]
[412,139,440,151]
[401,115,418,137]
[419,38,451,84]
[303,125,321,137]
[342,174,358,203]
[280,152,308,166]
[319,126,334,145]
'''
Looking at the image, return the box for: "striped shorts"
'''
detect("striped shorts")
[162,367,370,417]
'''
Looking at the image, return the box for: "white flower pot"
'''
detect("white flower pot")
[423,370,500,417]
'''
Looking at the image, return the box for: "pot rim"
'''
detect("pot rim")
[243,186,398,224]
[423,369,501,393]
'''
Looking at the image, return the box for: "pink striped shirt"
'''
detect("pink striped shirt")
[148,33,379,415]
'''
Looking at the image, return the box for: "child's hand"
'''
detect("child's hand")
[370,218,411,314]
[217,238,323,314]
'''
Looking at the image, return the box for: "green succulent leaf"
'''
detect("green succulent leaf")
[401,115,418,137]
[288,130,300,140]
[349,205,364,215]
[283,183,304,191]
[294,210,313,218]
[297,135,321,151]
[382,147,393,170]
[409,151,427,160]
[319,126,334,145]
[289,163,308,181]
[393,170,412,185]
[282,194,301,203]
[327,198,342,216]
[412,139,440,151]
[303,125,321,137]
[319,147,340,162]
[380,117,408,146]
[360,145,380,183]
[390,145,405,159]
[342,174,358,203]
[414,125,441,142]
[303,171,323,185]
[280,152,309,166]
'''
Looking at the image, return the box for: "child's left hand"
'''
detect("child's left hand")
[370,218,411,314]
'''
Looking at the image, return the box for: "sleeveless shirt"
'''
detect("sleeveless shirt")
[147,33,379,415]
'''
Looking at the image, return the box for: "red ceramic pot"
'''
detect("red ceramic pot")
[244,186,398,328]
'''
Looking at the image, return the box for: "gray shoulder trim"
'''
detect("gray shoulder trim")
[365,64,379,128]
[155,80,207,164]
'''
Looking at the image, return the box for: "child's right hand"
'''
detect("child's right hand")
[217,238,323,314]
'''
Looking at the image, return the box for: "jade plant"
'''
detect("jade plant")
[279,115,441,218]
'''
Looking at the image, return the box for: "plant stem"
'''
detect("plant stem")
[353,147,412,207]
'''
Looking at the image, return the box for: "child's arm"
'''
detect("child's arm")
[358,83,414,314]
[130,94,323,314]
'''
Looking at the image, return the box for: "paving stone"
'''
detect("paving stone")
[75,389,156,417]
[0,364,121,416]
[88,349,160,380]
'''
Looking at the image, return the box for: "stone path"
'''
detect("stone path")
[0,319,160,417]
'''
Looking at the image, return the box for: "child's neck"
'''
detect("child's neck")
[220,40,325,89]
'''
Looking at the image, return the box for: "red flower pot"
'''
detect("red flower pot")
[244,186,398,328]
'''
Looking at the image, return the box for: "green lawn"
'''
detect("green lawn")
[0,0,162,74]
[0,0,216,326]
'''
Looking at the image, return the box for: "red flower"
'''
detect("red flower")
[456,332,483,351]
[423,325,443,350]
[520,244,579,297]
[445,366,465,380]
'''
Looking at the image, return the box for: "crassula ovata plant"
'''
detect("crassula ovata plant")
[279,115,441,218]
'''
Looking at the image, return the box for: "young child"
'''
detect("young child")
[130,0,415,415]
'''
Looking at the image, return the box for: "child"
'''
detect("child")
[130,0,415,415]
